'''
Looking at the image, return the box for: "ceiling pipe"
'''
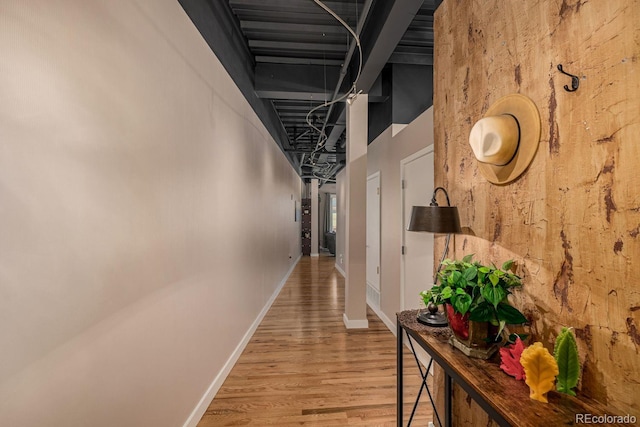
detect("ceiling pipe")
[315,0,374,151]
[301,175,336,185]
[306,0,374,181]
[323,0,427,158]
[294,129,312,141]
[324,161,346,180]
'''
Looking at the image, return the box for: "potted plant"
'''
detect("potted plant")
[420,254,528,357]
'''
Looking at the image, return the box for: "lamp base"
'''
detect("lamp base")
[416,309,448,327]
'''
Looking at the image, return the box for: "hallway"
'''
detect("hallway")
[197,255,433,426]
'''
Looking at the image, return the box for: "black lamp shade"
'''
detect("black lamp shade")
[407,206,462,233]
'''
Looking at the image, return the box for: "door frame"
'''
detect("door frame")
[366,171,381,307]
[400,145,434,310]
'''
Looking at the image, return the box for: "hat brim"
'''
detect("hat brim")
[475,94,541,185]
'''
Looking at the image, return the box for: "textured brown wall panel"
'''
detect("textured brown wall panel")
[434,0,639,419]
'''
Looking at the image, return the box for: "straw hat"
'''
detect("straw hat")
[468,94,541,185]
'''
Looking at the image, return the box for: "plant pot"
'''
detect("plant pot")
[445,304,500,359]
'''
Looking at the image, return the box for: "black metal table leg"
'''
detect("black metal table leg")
[397,319,403,427]
[405,330,443,427]
[444,372,452,427]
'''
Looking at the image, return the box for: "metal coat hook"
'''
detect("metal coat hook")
[557,64,580,92]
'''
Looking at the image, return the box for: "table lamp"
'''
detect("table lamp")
[407,186,461,327]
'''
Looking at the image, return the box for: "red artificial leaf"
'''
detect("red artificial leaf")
[500,337,526,380]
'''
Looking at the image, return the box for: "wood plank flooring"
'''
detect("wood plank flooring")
[197,255,434,426]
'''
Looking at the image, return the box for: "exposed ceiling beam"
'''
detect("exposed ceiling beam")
[255,56,344,66]
[240,21,347,35]
[388,52,434,65]
[227,10,348,24]
[279,118,322,123]
[275,105,324,111]
[284,148,345,155]
[229,0,361,15]
[255,63,341,100]
[401,30,435,43]
[323,109,346,150]
[356,0,425,92]
[248,40,346,53]
[182,0,439,182]
[279,112,325,118]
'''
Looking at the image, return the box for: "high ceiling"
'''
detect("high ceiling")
[179,0,441,183]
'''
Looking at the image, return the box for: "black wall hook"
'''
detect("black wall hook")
[557,64,580,92]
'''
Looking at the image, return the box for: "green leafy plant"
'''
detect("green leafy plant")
[554,327,580,396]
[420,254,528,339]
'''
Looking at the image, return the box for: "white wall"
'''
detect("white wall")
[335,169,347,276]
[362,107,435,327]
[0,1,301,426]
[335,108,434,326]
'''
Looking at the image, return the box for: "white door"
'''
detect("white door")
[401,147,434,311]
[366,172,381,308]
[401,147,435,368]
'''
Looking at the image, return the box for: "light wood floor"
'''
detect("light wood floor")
[197,255,434,426]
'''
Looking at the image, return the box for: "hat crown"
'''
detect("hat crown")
[469,114,520,166]
[468,93,541,185]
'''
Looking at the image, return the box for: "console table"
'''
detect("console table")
[397,309,626,427]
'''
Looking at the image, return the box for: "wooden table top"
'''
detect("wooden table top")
[398,310,630,427]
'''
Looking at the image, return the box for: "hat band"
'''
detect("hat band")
[493,113,521,166]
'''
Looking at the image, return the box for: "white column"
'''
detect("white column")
[310,179,319,257]
[343,93,368,329]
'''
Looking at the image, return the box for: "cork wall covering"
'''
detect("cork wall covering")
[433,0,639,420]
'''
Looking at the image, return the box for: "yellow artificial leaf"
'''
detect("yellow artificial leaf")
[520,342,559,403]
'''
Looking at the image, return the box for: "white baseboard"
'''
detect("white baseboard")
[310,253,319,257]
[342,312,369,329]
[182,254,302,427]
[366,282,380,310]
[370,305,433,373]
[334,263,346,278]
[368,303,396,336]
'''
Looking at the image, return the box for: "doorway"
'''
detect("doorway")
[401,146,435,366]
[400,146,435,310]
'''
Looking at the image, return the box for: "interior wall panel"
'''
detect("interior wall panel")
[0,0,301,425]
[434,0,639,420]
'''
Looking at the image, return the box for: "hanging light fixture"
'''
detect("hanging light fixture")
[407,186,462,327]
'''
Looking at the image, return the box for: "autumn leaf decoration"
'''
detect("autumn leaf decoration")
[520,342,559,403]
[554,327,580,396]
[499,337,526,380]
